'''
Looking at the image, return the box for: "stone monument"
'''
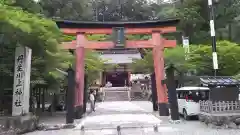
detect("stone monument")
[12,45,32,116]
[2,45,38,134]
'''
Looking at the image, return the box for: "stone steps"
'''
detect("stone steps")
[104,91,130,101]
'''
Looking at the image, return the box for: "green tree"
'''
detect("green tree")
[41,0,158,21]
[9,0,43,13]
[188,41,240,76]
[172,0,240,44]
[0,2,73,88]
[40,0,93,20]
[131,41,240,77]
[118,0,156,21]
[175,0,207,43]
[130,46,187,74]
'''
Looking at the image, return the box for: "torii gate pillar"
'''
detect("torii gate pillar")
[152,31,169,116]
[74,33,85,118]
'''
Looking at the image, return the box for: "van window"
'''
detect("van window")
[177,90,209,101]
[190,91,209,102]
[177,91,187,99]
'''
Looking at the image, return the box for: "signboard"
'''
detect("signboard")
[112,27,125,48]
[212,52,218,69]
[182,36,190,60]
[12,45,32,116]
[182,36,189,49]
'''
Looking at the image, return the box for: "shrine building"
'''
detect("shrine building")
[97,48,141,87]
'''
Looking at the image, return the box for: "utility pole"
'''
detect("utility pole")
[180,0,187,41]
[102,0,106,22]
[93,0,99,21]
[118,0,123,20]
[208,0,218,76]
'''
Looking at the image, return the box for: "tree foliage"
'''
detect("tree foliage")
[39,0,93,20]
[2,0,240,89]
[131,41,240,77]
[130,46,187,74]
[174,0,240,44]
[188,41,240,76]
[0,0,115,88]
[90,0,157,21]
[9,0,43,14]
[0,1,73,88]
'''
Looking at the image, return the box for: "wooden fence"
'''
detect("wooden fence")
[200,100,240,113]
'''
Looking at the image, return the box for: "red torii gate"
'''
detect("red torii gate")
[56,19,179,117]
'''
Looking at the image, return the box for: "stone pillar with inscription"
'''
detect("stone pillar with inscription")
[12,45,32,116]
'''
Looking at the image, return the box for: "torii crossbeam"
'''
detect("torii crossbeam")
[56,19,179,117]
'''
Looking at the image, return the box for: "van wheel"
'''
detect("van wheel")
[183,109,190,120]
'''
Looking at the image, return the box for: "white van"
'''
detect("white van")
[176,87,210,120]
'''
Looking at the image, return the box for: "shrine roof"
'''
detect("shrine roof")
[55,19,179,29]
[200,76,240,86]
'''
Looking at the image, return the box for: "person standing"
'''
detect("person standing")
[89,90,95,112]
[93,90,97,106]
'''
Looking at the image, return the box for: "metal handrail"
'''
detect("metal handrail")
[75,123,161,131]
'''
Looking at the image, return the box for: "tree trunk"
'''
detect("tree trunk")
[50,93,57,115]
[228,23,232,41]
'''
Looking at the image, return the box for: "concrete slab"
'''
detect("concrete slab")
[75,101,162,129]
[76,114,162,129]
[24,101,240,135]
[96,101,146,112]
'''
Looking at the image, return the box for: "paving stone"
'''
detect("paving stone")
[25,101,240,135]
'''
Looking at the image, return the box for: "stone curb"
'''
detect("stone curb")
[37,123,76,131]
[0,125,19,135]
[0,126,35,135]
[0,111,90,134]
[205,122,240,129]
[36,112,90,131]
[152,113,183,125]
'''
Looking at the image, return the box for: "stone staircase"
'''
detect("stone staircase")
[102,87,130,101]
[104,91,130,101]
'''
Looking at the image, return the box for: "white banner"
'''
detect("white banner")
[182,36,189,49]
[12,46,32,116]
[212,52,218,69]
[182,36,190,60]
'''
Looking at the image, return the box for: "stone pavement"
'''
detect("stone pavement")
[75,101,162,129]
[25,101,240,135]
